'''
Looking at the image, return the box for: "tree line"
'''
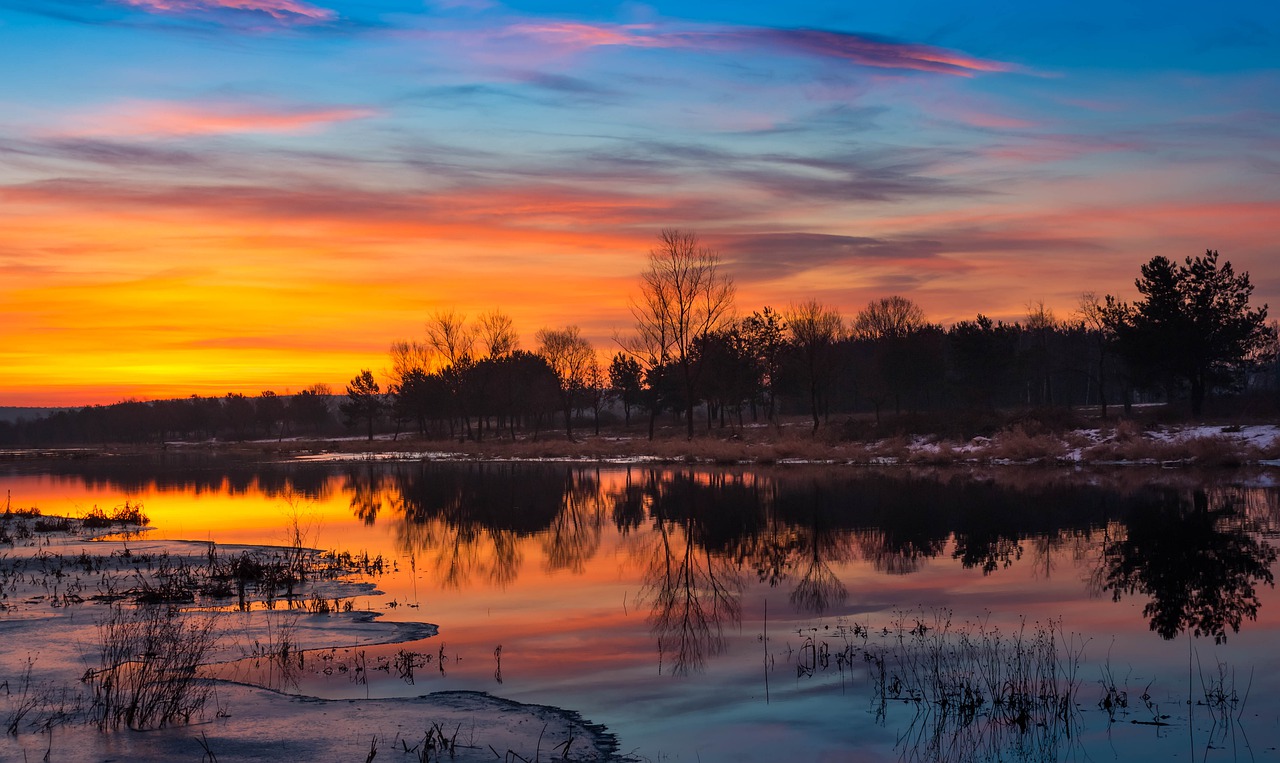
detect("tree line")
[2,232,1275,446]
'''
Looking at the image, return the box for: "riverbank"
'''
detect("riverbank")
[118,419,1280,468]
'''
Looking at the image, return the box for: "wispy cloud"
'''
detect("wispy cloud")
[59,100,377,138]
[117,0,334,22]
[737,28,1012,76]
[499,21,1011,76]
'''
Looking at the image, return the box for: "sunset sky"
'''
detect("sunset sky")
[2,0,1277,406]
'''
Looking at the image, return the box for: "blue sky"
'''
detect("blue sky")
[1,0,1277,403]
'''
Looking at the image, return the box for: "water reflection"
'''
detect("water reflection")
[1101,487,1277,643]
[10,457,1280,656]
[641,474,746,675]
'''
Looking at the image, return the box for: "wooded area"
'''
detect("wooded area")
[3,236,1275,447]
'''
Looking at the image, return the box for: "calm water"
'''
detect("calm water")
[5,455,1280,762]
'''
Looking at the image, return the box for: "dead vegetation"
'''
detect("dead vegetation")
[85,603,219,729]
[283,418,1280,470]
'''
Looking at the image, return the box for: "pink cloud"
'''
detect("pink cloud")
[497,22,1010,76]
[119,0,334,22]
[742,28,1011,76]
[504,22,670,50]
[65,101,377,138]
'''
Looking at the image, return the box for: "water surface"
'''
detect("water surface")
[5,455,1279,762]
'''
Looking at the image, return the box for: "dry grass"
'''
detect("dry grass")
[987,426,1069,462]
[57,414,1280,468]
[85,603,219,730]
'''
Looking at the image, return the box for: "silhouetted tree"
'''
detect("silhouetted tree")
[537,325,596,439]
[499,351,561,439]
[289,384,333,434]
[425,309,475,366]
[852,295,925,339]
[626,229,735,439]
[223,393,255,440]
[391,368,443,436]
[851,296,933,419]
[608,352,643,427]
[737,307,788,425]
[340,369,383,441]
[947,315,1020,414]
[1106,250,1273,416]
[1074,292,1119,417]
[691,327,755,428]
[255,391,285,440]
[477,309,519,358]
[786,300,844,433]
[388,340,434,388]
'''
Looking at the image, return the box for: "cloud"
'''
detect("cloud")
[3,137,209,168]
[499,21,1011,76]
[737,28,1013,76]
[117,0,334,22]
[59,101,377,138]
[714,228,1109,284]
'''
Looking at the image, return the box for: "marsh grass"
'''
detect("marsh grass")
[1,656,81,737]
[867,612,1083,730]
[399,722,460,762]
[81,501,150,529]
[1196,651,1252,747]
[865,612,1085,763]
[1096,655,1130,722]
[85,603,219,730]
[785,611,1085,762]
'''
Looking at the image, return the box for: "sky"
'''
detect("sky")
[1,0,1277,406]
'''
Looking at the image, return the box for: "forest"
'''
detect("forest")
[3,236,1276,447]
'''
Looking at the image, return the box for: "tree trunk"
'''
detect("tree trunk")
[1190,376,1206,417]
[809,382,820,434]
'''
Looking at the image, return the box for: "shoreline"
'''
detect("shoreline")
[8,420,1279,469]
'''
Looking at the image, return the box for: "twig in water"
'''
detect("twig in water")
[196,731,218,763]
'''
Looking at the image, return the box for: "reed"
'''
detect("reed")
[84,603,219,730]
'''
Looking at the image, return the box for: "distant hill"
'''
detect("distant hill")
[0,407,71,423]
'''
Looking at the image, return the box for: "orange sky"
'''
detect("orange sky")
[2,1,1277,406]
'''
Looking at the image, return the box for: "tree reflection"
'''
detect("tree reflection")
[786,488,852,615]
[1103,488,1277,643]
[640,472,744,675]
[343,464,386,525]
[542,471,605,574]
[385,464,572,589]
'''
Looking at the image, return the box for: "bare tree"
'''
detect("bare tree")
[388,339,434,384]
[425,310,475,366]
[850,295,926,340]
[785,300,844,433]
[537,325,597,439]
[1025,299,1059,406]
[478,309,519,358]
[626,229,735,439]
[852,296,931,418]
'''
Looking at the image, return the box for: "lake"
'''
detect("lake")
[4,454,1279,762]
